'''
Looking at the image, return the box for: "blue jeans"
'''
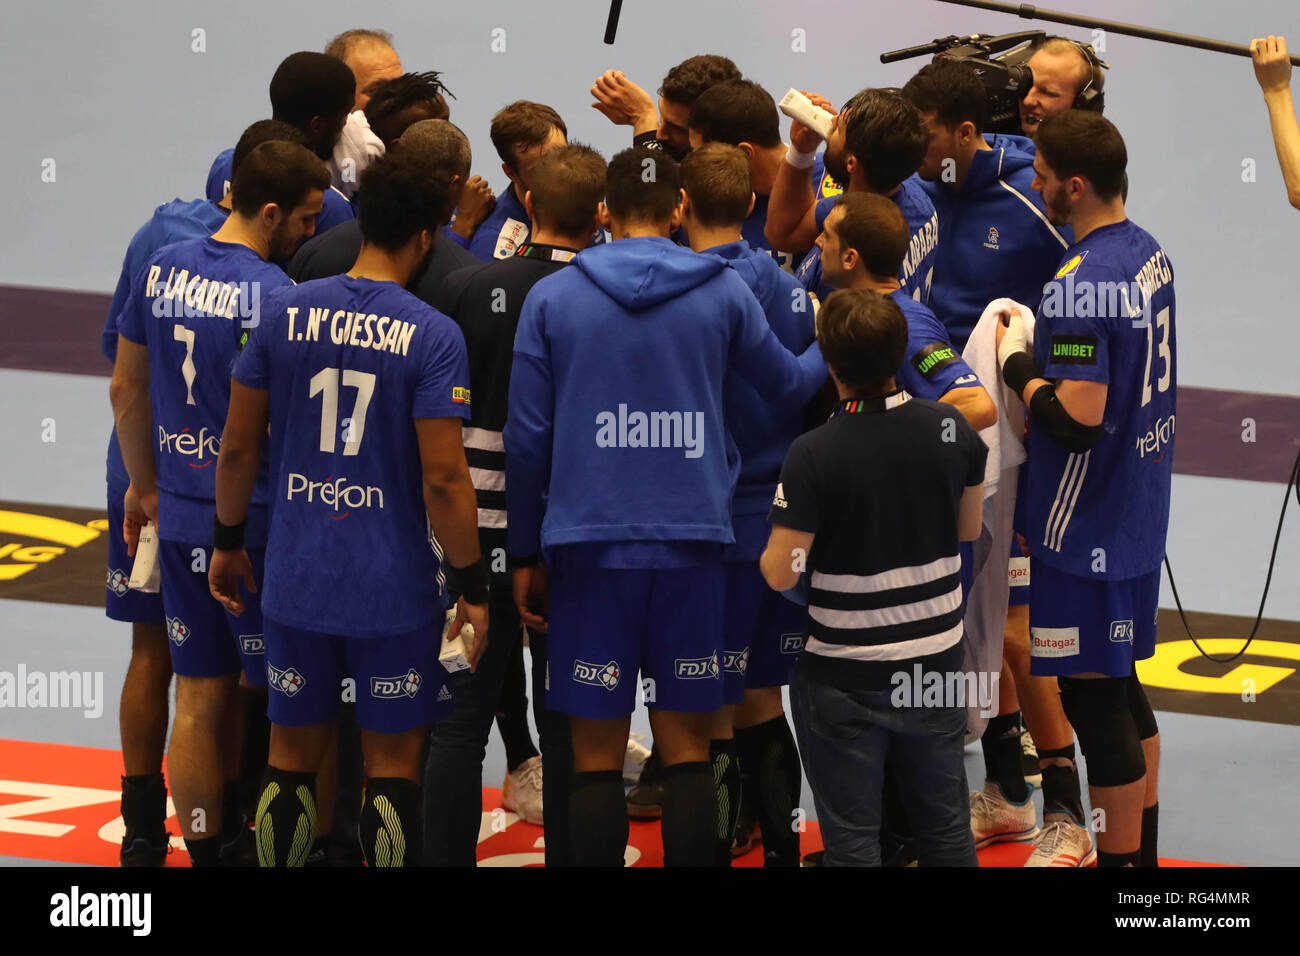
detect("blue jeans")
[790,660,977,867]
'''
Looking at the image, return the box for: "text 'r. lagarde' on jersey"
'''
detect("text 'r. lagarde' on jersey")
[284,305,419,357]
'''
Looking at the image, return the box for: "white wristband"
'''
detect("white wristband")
[785,145,816,169]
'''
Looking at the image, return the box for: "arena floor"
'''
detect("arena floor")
[2,285,1298,866]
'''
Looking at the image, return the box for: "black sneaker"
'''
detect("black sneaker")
[218,818,259,867]
[800,850,824,867]
[119,774,169,867]
[626,745,663,819]
[1021,730,1043,788]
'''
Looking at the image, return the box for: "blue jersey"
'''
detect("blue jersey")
[890,290,981,402]
[116,236,291,545]
[205,148,355,237]
[741,193,798,275]
[810,153,844,201]
[104,198,230,488]
[797,175,938,303]
[232,275,472,638]
[1026,219,1176,580]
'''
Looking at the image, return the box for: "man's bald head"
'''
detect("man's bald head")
[326,28,402,110]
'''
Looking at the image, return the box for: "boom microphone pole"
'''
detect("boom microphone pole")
[928,0,1300,64]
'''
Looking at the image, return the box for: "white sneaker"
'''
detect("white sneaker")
[1024,818,1097,867]
[502,755,544,825]
[624,733,652,784]
[970,782,1038,848]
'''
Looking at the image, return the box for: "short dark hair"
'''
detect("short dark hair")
[901,59,987,134]
[659,55,742,106]
[817,289,909,394]
[529,143,607,236]
[324,28,394,62]
[1036,110,1126,200]
[390,119,472,183]
[830,192,910,279]
[356,151,453,251]
[841,89,928,192]
[230,141,330,218]
[687,80,781,148]
[365,72,455,145]
[269,52,355,130]
[605,147,681,224]
[489,101,567,169]
[231,120,304,182]
[680,143,752,228]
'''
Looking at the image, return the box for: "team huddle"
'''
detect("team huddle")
[104,28,1176,867]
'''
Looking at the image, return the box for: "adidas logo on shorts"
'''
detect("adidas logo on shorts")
[371,668,422,699]
[436,684,452,702]
[268,664,306,697]
[573,659,620,690]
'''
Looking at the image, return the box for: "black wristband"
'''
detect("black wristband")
[1001,350,1041,398]
[453,559,490,605]
[213,516,246,552]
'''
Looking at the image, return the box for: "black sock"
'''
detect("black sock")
[120,773,167,842]
[254,766,317,867]
[709,739,740,867]
[735,715,801,867]
[660,761,715,867]
[981,712,1029,802]
[540,706,574,867]
[184,835,222,867]
[1141,803,1159,867]
[237,686,270,822]
[1038,743,1086,825]
[360,777,422,867]
[569,770,627,867]
[220,779,245,845]
[1099,849,1141,867]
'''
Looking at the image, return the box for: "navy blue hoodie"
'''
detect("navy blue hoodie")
[920,134,1071,350]
[505,236,827,564]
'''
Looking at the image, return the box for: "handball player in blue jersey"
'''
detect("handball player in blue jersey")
[111,141,328,865]
[677,143,819,865]
[766,89,938,304]
[104,119,304,867]
[505,147,827,867]
[210,150,487,867]
[997,112,1173,867]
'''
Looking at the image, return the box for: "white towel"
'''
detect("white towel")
[959,297,1035,734]
[331,110,386,199]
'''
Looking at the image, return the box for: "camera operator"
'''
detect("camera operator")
[1019,38,1106,141]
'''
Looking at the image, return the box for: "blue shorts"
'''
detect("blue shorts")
[723,561,806,701]
[263,619,454,732]
[1008,534,1030,608]
[105,485,164,624]
[1028,558,1159,677]
[159,540,266,685]
[546,559,726,718]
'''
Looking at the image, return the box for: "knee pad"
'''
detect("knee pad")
[1058,677,1145,787]
[254,767,317,867]
[1127,674,1159,740]
[361,777,422,868]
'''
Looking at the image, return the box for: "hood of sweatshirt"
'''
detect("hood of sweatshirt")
[705,240,787,304]
[575,235,727,309]
[962,133,1038,194]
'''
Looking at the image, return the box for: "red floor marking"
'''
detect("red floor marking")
[0,738,1225,867]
